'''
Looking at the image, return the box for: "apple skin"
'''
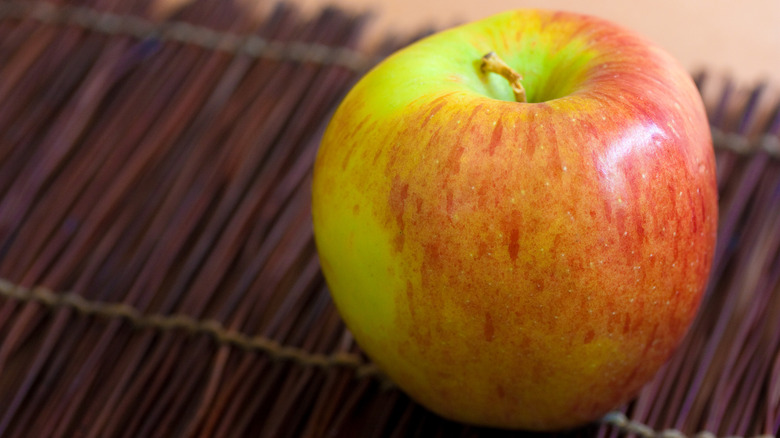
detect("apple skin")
[312,9,717,430]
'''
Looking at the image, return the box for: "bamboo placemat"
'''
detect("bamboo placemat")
[0,1,779,436]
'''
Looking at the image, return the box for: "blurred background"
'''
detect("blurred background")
[271,0,780,85]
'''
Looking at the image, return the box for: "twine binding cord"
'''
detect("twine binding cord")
[0,1,375,72]
[0,278,383,378]
[0,277,775,438]
[2,3,780,159]
[0,1,778,436]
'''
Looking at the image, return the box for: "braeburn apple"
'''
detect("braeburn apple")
[312,9,717,430]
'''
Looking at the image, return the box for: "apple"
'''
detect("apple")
[311,9,717,431]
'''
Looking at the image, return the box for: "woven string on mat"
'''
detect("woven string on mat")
[3,1,778,160]
[0,278,776,438]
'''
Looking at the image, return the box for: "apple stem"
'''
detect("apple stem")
[480,51,527,103]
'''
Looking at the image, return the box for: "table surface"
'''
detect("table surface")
[268,0,780,87]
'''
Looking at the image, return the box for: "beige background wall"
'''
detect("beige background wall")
[278,0,780,86]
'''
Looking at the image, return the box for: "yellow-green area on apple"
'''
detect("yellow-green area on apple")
[312,9,717,431]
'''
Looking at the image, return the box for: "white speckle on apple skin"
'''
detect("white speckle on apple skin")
[667,121,679,137]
